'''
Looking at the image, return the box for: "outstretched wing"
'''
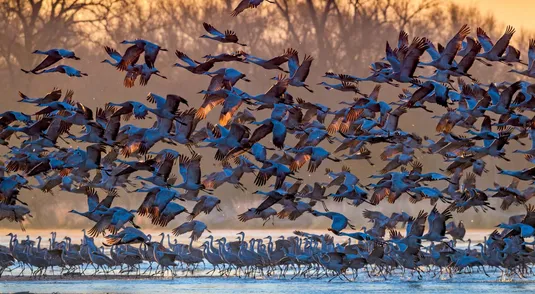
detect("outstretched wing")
[203,22,225,38]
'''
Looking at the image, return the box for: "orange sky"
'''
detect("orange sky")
[451,0,535,30]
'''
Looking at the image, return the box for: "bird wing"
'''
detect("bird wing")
[439,24,470,66]
[476,27,494,52]
[104,46,122,62]
[362,209,387,222]
[521,204,535,227]
[30,55,62,72]
[157,153,176,180]
[146,92,167,110]
[408,210,428,237]
[77,102,93,120]
[44,117,70,141]
[224,30,240,43]
[86,144,103,166]
[139,68,153,86]
[265,77,289,97]
[88,214,112,237]
[165,94,187,113]
[229,123,250,141]
[499,81,521,109]
[178,154,191,182]
[398,30,409,49]
[370,187,390,205]
[255,196,280,213]
[123,68,140,88]
[231,0,250,17]
[138,190,157,216]
[425,40,441,61]
[203,22,225,37]
[481,116,492,133]
[175,51,197,67]
[490,25,515,57]
[293,55,313,82]
[191,224,206,241]
[98,190,118,209]
[457,38,481,73]
[286,48,299,77]
[504,45,521,61]
[187,153,203,185]
[196,95,225,120]
[238,209,255,222]
[85,188,100,211]
[400,37,428,78]
[267,54,290,66]
[272,120,286,149]
[386,42,401,72]
[41,88,62,103]
[290,153,311,172]
[117,45,144,71]
[249,122,274,144]
[172,221,194,236]
[144,42,161,68]
[102,114,120,142]
[529,39,535,71]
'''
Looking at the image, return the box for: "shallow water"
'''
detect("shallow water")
[3,274,535,294]
[1,229,532,293]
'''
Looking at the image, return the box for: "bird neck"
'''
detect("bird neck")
[167,235,172,248]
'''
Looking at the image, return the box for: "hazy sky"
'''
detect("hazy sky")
[451,0,535,30]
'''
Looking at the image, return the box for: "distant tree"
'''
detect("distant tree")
[0,0,126,88]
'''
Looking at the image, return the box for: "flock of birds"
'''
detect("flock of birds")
[4,0,535,281]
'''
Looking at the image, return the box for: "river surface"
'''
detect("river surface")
[3,274,535,293]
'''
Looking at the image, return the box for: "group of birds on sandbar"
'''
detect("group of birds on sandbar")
[4,0,535,281]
